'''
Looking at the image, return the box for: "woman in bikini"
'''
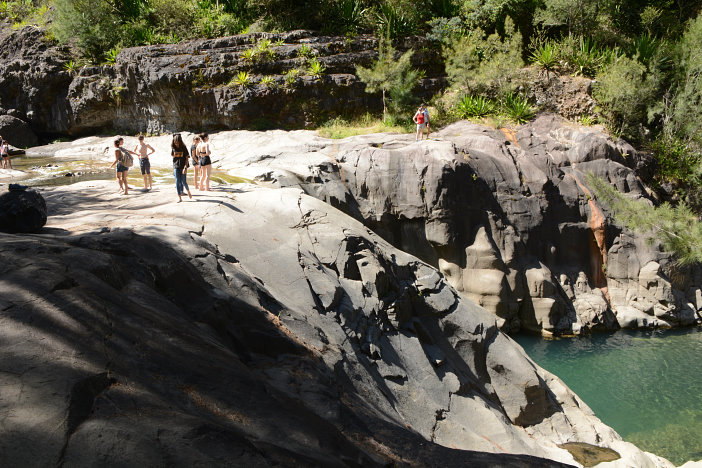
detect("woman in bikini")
[197,133,212,191]
[0,136,11,169]
[109,137,138,195]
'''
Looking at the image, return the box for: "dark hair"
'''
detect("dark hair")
[172,133,186,150]
[199,132,208,141]
[138,135,144,140]
[114,138,122,147]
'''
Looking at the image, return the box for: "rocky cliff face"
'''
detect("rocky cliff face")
[0,23,595,143]
[0,25,444,138]
[155,114,695,336]
[0,180,674,467]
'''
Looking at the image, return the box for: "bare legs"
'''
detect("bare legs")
[117,171,129,194]
[194,165,200,190]
[199,164,211,191]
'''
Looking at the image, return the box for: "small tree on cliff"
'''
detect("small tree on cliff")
[356,38,419,122]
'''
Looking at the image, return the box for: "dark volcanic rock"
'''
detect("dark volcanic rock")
[0,114,38,148]
[0,26,443,137]
[0,188,47,232]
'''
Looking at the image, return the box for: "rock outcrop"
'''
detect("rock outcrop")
[105,114,693,336]
[0,180,673,467]
[0,25,443,137]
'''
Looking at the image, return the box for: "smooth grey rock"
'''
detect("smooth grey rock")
[0,114,38,148]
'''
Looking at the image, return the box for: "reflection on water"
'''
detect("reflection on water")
[514,328,702,465]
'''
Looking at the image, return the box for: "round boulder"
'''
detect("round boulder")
[0,115,38,149]
[0,188,47,233]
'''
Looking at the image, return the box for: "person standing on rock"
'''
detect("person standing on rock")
[171,133,192,203]
[134,134,155,191]
[197,133,212,191]
[422,104,430,140]
[413,105,427,142]
[109,137,137,195]
[0,136,11,169]
[190,135,200,190]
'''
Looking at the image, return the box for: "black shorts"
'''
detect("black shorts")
[199,155,211,166]
[139,158,151,175]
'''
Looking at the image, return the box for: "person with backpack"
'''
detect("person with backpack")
[172,133,192,202]
[109,137,138,195]
[413,105,427,142]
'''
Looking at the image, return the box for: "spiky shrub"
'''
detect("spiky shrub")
[63,60,78,74]
[297,43,315,59]
[283,68,302,87]
[256,39,275,61]
[334,0,367,33]
[229,71,254,88]
[241,48,257,62]
[307,58,326,77]
[105,47,121,65]
[374,2,416,38]
[501,93,535,123]
[457,95,495,118]
[259,75,276,87]
[529,41,559,70]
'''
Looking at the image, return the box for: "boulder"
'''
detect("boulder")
[0,188,47,232]
[0,114,38,148]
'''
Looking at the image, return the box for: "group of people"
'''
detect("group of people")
[110,133,213,202]
[0,135,11,169]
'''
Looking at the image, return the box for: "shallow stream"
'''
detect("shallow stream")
[515,328,702,465]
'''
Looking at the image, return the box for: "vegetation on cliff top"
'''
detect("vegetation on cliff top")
[3,0,702,207]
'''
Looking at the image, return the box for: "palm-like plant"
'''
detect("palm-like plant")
[458,95,495,118]
[307,59,326,77]
[259,75,276,87]
[501,93,535,124]
[230,71,254,88]
[530,41,559,71]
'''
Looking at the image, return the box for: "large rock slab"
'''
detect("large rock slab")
[0,180,675,467]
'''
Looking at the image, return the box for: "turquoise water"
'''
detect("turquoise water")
[514,328,702,465]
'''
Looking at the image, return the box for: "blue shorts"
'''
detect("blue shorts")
[139,158,151,175]
[116,163,128,172]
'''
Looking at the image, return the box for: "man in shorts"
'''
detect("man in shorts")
[134,135,155,190]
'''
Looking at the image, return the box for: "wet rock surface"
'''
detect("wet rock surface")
[0,180,674,467]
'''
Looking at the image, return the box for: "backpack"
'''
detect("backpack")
[120,148,134,167]
[416,112,425,124]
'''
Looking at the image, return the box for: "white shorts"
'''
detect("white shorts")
[417,123,426,130]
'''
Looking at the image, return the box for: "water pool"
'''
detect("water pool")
[514,328,702,465]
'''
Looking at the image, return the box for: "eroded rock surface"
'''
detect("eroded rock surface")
[0,181,675,467]
[163,114,698,335]
[0,25,443,137]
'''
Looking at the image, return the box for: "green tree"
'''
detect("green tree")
[667,12,702,153]
[444,16,523,96]
[594,54,659,140]
[589,174,702,265]
[356,39,419,122]
[52,0,122,62]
